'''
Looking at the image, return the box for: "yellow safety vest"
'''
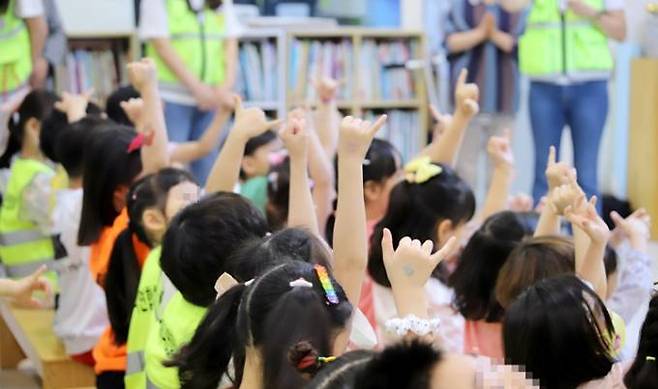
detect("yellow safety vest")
[145,0,226,95]
[0,158,56,279]
[0,0,31,93]
[519,0,613,78]
[144,292,207,389]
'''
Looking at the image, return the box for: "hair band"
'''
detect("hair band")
[314,265,339,305]
[647,356,656,362]
[404,156,442,184]
[126,131,155,153]
[290,278,313,288]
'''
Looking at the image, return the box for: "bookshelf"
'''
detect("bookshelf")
[285,28,428,162]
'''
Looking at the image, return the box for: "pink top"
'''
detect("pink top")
[464,320,504,361]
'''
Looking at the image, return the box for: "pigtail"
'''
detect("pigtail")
[170,284,247,389]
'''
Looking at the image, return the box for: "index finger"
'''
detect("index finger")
[547,146,556,166]
[457,68,468,87]
[29,265,48,282]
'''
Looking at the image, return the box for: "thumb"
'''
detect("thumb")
[381,228,394,264]
[610,211,624,228]
[457,68,468,87]
[429,105,441,122]
[547,146,557,166]
[430,236,457,266]
[29,265,48,284]
[234,95,244,114]
[266,118,284,130]
[369,115,388,137]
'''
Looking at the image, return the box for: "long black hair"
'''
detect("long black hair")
[503,275,616,389]
[449,211,535,322]
[171,262,353,389]
[368,163,475,287]
[105,168,197,344]
[40,101,103,163]
[78,125,143,245]
[159,192,269,308]
[625,294,658,389]
[0,90,58,168]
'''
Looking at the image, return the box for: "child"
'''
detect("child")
[240,129,279,214]
[624,294,658,388]
[0,90,59,285]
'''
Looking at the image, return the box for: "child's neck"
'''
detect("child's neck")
[68,177,83,189]
[239,348,264,389]
[21,143,45,162]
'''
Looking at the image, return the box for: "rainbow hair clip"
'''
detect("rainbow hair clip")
[314,265,339,305]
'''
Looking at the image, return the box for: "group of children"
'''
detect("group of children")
[0,58,656,389]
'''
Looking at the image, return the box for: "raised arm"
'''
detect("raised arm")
[333,115,387,307]
[280,111,318,235]
[169,106,232,164]
[127,59,170,174]
[418,69,479,166]
[305,109,336,233]
[205,96,281,193]
[534,146,576,237]
[479,130,515,221]
[54,90,93,124]
[312,77,341,158]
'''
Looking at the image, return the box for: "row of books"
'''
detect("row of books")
[358,39,417,101]
[289,39,353,103]
[236,39,279,103]
[366,109,421,162]
[54,50,127,103]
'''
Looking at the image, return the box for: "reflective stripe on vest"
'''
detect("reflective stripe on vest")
[126,350,145,375]
[146,377,159,389]
[0,228,51,245]
[3,257,56,277]
[0,24,24,40]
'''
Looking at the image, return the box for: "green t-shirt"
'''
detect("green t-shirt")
[240,175,268,214]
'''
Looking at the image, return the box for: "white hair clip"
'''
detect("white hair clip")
[362,158,371,166]
[244,279,255,287]
[289,278,313,288]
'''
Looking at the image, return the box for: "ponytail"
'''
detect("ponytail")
[104,228,143,344]
[170,284,247,389]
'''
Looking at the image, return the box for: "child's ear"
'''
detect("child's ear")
[364,180,382,202]
[112,185,130,212]
[242,156,256,177]
[436,219,454,246]
[142,209,167,239]
[25,118,41,139]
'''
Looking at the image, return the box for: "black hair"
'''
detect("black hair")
[54,116,110,178]
[171,261,353,389]
[40,101,103,163]
[160,192,268,307]
[368,163,475,287]
[105,85,140,126]
[266,157,290,231]
[503,275,616,389]
[0,90,58,168]
[105,168,197,344]
[78,125,143,245]
[225,227,333,282]
[625,294,658,389]
[353,340,443,389]
[603,245,618,278]
[186,0,223,11]
[449,211,534,323]
[0,0,8,13]
[303,350,375,389]
[240,130,277,180]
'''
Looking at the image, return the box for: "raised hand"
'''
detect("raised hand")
[454,69,479,117]
[214,86,236,110]
[54,90,93,123]
[610,209,651,250]
[120,97,145,129]
[381,228,457,291]
[338,115,387,159]
[232,95,282,141]
[280,113,308,160]
[545,146,576,192]
[487,129,514,169]
[9,265,52,309]
[549,176,585,216]
[313,76,340,103]
[127,58,158,94]
[565,197,610,244]
[508,193,534,212]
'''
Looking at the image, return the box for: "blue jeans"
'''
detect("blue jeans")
[530,81,608,210]
[164,102,218,184]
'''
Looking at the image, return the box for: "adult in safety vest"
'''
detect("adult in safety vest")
[0,0,48,103]
[517,0,626,206]
[139,0,239,183]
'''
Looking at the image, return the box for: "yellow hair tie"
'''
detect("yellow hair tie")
[318,356,337,364]
[404,157,442,184]
[647,356,656,362]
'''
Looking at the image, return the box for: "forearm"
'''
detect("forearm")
[422,111,471,166]
[446,30,486,54]
[500,0,531,12]
[534,204,561,237]
[393,286,429,319]
[308,129,335,231]
[333,156,368,305]
[595,11,626,41]
[170,109,229,164]
[151,38,202,90]
[491,30,516,53]
[313,105,340,158]
[479,167,513,222]
[25,17,47,62]
[205,133,246,193]
[139,84,170,174]
[287,154,319,235]
[221,39,238,90]
[578,241,608,299]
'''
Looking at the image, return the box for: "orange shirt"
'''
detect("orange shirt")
[89,208,150,374]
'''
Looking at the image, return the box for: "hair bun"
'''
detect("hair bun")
[288,340,320,374]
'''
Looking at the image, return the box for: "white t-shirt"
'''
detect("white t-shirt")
[14,0,44,18]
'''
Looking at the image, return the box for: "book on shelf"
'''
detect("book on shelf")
[55,49,127,102]
[358,39,417,102]
[289,38,353,103]
[237,39,278,103]
[365,109,421,162]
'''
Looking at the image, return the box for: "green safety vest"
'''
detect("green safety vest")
[519,0,613,78]
[144,291,207,389]
[145,0,226,93]
[0,158,56,280]
[0,0,31,92]
[126,246,175,389]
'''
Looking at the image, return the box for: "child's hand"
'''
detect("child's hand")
[338,115,387,159]
[565,197,610,244]
[127,58,158,93]
[9,265,52,309]
[280,115,308,160]
[232,96,282,142]
[545,146,576,192]
[381,228,457,291]
[610,209,651,250]
[314,77,340,103]
[120,98,145,129]
[454,69,479,117]
[486,129,514,170]
[508,193,534,212]
[54,90,93,122]
[429,105,452,141]
[549,177,585,216]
